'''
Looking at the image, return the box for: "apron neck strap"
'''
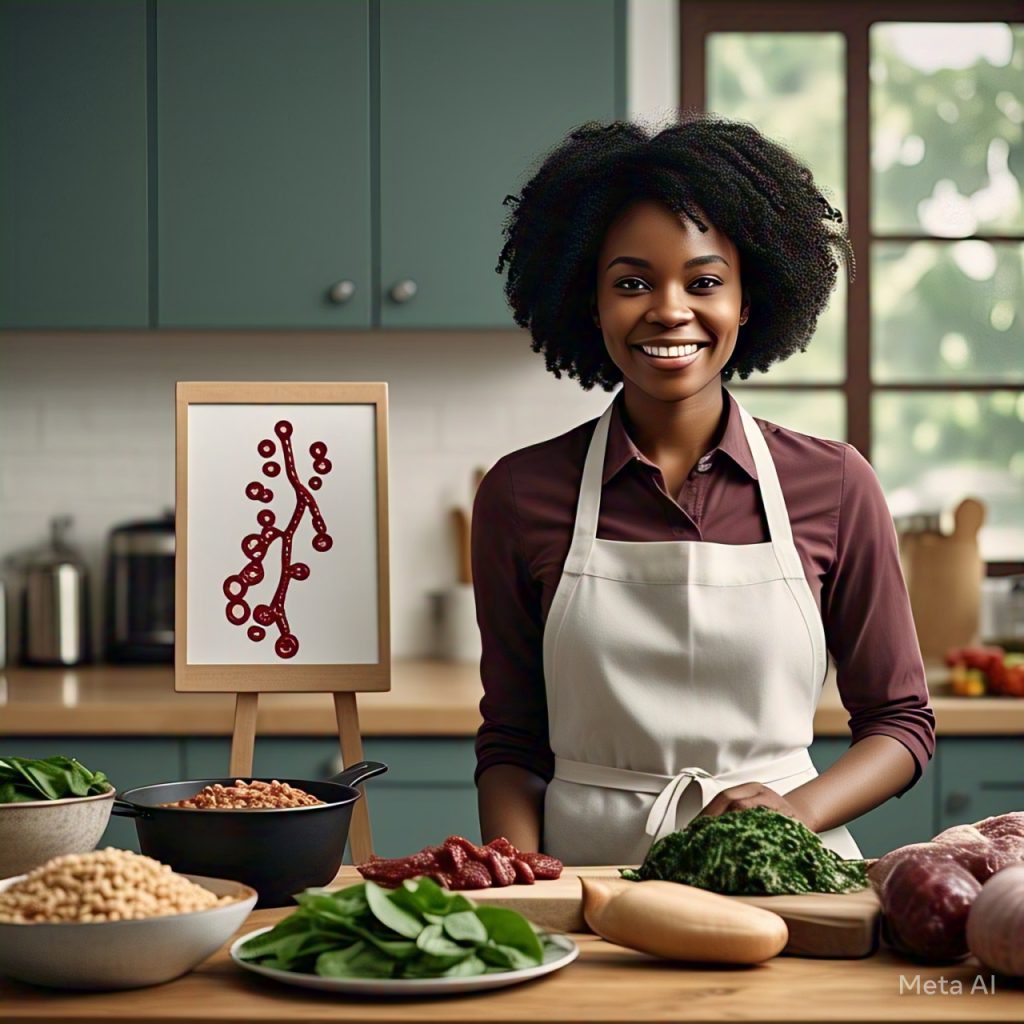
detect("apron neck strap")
[732,399,795,551]
[563,391,799,575]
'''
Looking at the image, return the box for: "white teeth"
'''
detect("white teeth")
[639,343,701,358]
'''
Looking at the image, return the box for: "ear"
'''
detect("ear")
[591,296,601,328]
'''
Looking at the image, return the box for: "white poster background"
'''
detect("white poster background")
[187,404,379,665]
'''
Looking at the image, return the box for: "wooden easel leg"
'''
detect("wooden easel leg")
[229,693,259,776]
[334,691,374,864]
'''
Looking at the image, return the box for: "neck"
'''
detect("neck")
[620,378,727,471]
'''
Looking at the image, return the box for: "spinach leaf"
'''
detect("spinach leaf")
[442,910,488,945]
[0,755,110,803]
[473,906,545,962]
[364,880,423,939]
[415,922,466,957]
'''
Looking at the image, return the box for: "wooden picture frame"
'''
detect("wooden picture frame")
[175,381,390,693]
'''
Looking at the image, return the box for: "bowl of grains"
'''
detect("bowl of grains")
[0,848,256,989]
[110,760,388,908]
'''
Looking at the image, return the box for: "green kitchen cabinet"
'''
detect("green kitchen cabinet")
[182,736,480,860]
[5,738,182,852]
[809,738,937,858]
[377,0,626,328]
[0,0,149,328]
[936,737,1024,832]
[156,0,373,327]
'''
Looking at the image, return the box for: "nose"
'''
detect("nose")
[644,284,696,327]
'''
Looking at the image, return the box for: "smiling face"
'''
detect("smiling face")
[593,199,749,405]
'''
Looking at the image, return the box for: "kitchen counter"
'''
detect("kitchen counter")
[1,902,1021,1022]
[1,660,1022,736]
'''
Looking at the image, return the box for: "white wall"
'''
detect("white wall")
[0,1,680,660]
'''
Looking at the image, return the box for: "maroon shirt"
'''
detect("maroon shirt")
[471,387,935,798]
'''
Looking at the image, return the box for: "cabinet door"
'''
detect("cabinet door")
[810,738,937,857]
[9,738,182,852]
[379,0,625,328]
[0,0,149,328]
[182,736,479,860]
[938,737,1024,831]
[157,0,372,327]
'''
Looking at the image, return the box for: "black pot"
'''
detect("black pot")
[112,760,387,907]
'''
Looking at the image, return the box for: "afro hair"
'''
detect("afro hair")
[495,111,855,390]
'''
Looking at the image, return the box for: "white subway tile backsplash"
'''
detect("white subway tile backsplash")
[0,394,42,452]
[387,403,440,454]
[439,403,512,454]
[41,398,169,454]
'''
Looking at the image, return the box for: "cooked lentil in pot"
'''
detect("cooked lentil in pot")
[162,778,324,809]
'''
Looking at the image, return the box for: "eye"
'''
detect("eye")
[690,276,721,289]
[615,277,649,291]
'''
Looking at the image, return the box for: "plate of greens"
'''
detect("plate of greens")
[231,877,578,996]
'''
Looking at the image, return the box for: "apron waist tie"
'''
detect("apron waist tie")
[553,748,816,844]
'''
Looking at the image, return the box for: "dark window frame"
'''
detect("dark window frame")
[680,0,1023,571]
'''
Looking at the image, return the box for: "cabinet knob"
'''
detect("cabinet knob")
[389,279,418,304]
[328,280,356,304]
[945,791,971,814]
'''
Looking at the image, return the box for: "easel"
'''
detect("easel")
[175,382,392,869]
[227,690,375,864]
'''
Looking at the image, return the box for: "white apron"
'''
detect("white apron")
[541,394,862,865]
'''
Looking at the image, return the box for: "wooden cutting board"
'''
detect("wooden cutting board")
[333,865,881,959]
[464,868,881,959]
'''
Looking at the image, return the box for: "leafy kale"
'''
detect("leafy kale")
[620,806,869,895]
[0,755,111,803]
[237,876,557,979]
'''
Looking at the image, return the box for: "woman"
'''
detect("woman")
[472,113,936,866]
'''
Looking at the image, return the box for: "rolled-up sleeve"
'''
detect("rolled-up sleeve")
[822,444,936,797]
[471,458,554,786]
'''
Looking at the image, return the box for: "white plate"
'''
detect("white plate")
[230,925,579,996]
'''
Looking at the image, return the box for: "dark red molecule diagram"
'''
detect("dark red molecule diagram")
[222,420,333,659]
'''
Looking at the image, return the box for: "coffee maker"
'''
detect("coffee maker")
[105,512,175,663]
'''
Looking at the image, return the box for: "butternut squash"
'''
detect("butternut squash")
[580,877,788,964]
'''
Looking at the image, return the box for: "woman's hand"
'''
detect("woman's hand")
[698,782,818,832]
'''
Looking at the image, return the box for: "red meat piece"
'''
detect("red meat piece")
[480,848,516,887]
[447,861,493,890]
[485,837,521,859]
[518,851,563,880]
[512,858,536,884]
[443,835,489,861]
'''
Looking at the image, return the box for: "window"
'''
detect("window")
[681,1,1023,564]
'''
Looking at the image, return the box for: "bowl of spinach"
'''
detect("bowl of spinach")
[0,756,115,877]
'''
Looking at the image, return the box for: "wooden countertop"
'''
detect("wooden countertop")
[1,660,1023,736]
[1,902,1021,1022]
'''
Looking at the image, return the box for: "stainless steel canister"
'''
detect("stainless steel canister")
[22,516,92,666]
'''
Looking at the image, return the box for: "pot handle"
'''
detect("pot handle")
[111,798,149,819]
[328,760,388,789]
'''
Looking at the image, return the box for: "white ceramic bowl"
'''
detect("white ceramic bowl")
[0,788,115,877]
[0,873,257,989]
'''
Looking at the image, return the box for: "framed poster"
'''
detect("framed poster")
[175,382,390,693]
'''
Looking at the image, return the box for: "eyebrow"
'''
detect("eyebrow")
[604,254,729,272]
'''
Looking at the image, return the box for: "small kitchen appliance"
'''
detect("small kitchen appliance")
[105,512,175,663]
[20,516,91,666]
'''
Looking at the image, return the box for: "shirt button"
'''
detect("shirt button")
[696,454,714,473]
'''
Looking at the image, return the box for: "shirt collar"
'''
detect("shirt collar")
[602,387,759,485]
